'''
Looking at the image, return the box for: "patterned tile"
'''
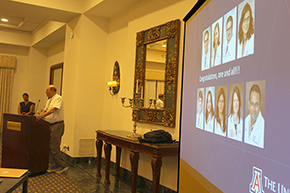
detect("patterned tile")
[13,172,85,193]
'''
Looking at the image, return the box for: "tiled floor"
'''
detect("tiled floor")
[0,133,173,193]
[65,160,151,193]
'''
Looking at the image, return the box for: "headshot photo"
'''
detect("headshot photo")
[237,0,255,59]
[244,80,265,148]
[201,27,211,71]
[196,88,205,130]
[223,7,237,64]
[215,86,228,137]
[211,17,223,67]
[227,84,244,141]
[204,87,215,133]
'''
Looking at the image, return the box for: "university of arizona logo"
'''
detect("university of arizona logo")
[249,166,264,193]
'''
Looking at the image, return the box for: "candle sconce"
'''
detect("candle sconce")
[121,93,143,139]
[107,81,119,95]
[147,99,157,109]
[107,61,120,95]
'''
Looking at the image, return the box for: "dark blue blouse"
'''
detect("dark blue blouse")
[20,101,35,114]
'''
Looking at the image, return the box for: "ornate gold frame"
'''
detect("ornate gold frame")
[133,19,180,127]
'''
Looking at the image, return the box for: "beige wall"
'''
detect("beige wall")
[1,0,197,190]
[0,44,30,113]
[62,14,109,156]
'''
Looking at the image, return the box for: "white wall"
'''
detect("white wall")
[62,14,109,156]
[99,0,195,190]
[60,0,195,190]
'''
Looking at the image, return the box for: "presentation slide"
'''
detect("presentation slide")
[180,0,290,192]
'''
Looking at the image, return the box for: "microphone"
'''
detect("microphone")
[35,99,40,114]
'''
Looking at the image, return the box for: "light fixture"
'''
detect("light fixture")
[108,61,120,95]
[1,18,8,22]
[107,80,119,90]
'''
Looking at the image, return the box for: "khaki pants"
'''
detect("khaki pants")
[50,122,66,168]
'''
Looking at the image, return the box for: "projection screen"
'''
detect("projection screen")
[179,0,290,192]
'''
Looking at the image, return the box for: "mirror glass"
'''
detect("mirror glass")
[144,40,166,109]
[53,68,62,93]
[133,19,180,127]
[50,63,63,95]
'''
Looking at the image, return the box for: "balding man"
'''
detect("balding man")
[244,84,264,148]
[35,85,67,173]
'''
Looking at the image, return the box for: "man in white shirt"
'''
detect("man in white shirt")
[223,15,236,63]
[35,85,68,173]
[156,93,164,109]
[244,84,265,148]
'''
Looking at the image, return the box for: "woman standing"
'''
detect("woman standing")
[205,90,215,132]
[227,87,243,141]
[215,88,226,136]
[211,22,221,66]
[237,2,254,58]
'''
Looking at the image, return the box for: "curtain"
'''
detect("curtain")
[144,80,156,108]
[0,55,16,132]
[156,81,164,99]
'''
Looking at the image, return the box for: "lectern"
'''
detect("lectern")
[2,113,50,175]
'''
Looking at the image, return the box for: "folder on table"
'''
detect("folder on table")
[0,168,28,178]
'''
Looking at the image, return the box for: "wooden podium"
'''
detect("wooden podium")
[2,113,50,175]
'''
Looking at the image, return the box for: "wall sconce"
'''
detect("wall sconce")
[108,80,119,94]
[108,61,120,95]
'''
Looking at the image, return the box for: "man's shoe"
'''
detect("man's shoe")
[54,166,68,174]
[47,165,58,173]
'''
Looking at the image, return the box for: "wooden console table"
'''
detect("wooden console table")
[95,130,179,193]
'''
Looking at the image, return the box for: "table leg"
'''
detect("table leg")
[151,157,162,193]
[130,151,139,193]
[104,143,112,184]
[22,176,28,193]
[96,139,103,178]
[115,146,122,176]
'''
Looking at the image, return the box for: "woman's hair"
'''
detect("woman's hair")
[198,90,203,100]
[205,90,214,123]
[238,2,254,44]
[227,15,233,26]
[213,22,220,48]
[204,30,209,39]
[229,86,241,122]
[216,88,226,133]
[22,93,29,97]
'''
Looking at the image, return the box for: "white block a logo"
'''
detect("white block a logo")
[249,166,264,193]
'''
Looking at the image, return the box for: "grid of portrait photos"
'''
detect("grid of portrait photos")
[196,79,265,149]
[201,0,255,71]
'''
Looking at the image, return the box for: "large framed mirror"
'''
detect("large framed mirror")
[134,19,180,127]
[49,63,63,95]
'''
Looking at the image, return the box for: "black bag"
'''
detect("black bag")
[138,130,174,143]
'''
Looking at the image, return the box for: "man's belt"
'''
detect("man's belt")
[50,120,64,125]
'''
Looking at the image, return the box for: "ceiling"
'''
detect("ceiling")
[0,0,143,33]
[0,0,142,48]
[0,0,77,33]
